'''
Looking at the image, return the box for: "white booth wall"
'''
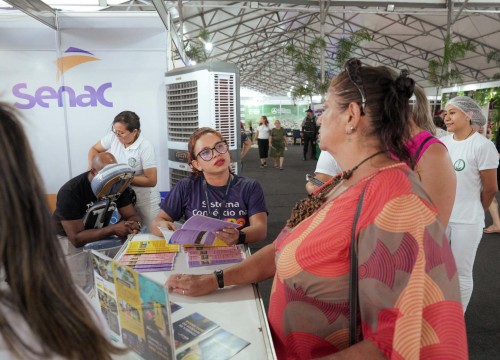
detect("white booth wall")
[0,11,169,204]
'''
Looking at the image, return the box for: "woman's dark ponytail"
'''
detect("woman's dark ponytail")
[380,69,415,168]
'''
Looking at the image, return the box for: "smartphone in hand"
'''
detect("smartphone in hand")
[306,174,324,187]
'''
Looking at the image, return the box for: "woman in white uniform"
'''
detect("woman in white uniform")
[89,111,160,231]
[441,96,498,312]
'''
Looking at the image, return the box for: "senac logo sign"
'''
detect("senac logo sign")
[13,47,113,110]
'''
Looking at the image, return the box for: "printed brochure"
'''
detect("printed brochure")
[175,328,250,360]
[92,251,175,360]
[159,215,240,246]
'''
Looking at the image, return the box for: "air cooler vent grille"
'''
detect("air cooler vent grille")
[166,80,199,142]
[169,168,192,189]
[213,74,236,148]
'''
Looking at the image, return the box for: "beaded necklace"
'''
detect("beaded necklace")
[287,150,386,228]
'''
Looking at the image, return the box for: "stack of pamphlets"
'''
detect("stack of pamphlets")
[173,312,250,360]
[184,245,245,268]
[156,215,246,268]
[117,239,180,272]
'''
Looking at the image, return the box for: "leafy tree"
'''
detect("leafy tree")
[334,30,372,69]
[428,35,475,112]
[285,30,372,104]
[185,29,210,64]
[487,50,500,80]
[285,37,328,104]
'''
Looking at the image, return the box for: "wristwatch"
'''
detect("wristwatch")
[214,269,224,289]
[237,230,247,245]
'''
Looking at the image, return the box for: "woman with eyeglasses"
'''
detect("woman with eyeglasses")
[88,110,160,231]
[151,127,268,245]
[166,59,467,359]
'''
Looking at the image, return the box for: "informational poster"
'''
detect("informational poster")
[92,251,175,360]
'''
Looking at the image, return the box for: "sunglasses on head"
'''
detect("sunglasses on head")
[345,58,367,116]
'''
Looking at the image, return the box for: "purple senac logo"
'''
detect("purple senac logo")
[11,47,113,110]
[12,82,113,110]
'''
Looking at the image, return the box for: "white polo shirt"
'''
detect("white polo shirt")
[100,132,161,230]
[100,132,157,176]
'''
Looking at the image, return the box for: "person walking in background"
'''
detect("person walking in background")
[441,96,498,312]
[254,115,270,168]
[88,111,160,231]
[0,102,126,359]
[301,108,317,160]
[240,122,252,162]
[270,120,288,170]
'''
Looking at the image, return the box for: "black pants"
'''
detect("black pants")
[257,139,269,159]
[303,133,316,159]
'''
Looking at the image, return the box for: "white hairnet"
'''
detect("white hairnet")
[445,96,486,127]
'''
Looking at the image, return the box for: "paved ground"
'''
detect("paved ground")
[242,143,500,359]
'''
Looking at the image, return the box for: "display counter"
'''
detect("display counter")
[110,233,276,360]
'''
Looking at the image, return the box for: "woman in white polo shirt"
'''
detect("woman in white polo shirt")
[88,111,160,231]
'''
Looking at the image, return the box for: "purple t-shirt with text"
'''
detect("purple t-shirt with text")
[161,175,267,228]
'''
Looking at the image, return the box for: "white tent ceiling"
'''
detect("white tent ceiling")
[3,0,500,96]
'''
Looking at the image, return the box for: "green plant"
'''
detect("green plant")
[487,51,500,80]
[472,88,497,106]
[428,36,475,87]
[334,30,372,69]
[185,29,210,64]
[428,35,476,113]
[441,92,451,108]
[285,30,371,103]
[492,90,500,131]
[285,37,329,104]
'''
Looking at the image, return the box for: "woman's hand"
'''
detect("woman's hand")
[158,220,177,231]
[214,226,240,245]
[166,273,219,297]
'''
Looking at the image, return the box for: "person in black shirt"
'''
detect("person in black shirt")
[53,153,141,289]
[301,108,318,160]
[53,152,141,246]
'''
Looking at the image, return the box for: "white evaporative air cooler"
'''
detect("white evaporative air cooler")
[164,61,240,190]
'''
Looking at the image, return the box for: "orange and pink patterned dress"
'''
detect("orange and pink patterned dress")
[268,163,467,359]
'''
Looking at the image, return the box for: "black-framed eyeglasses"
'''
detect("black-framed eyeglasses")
[196,141,229,161]
[345,58,367,116]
